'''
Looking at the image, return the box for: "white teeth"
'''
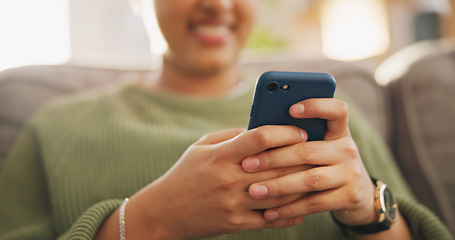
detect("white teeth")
[195,25,230,36]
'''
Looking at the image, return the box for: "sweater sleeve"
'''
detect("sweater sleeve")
[346,98,453,240]
[59,199,123,240]
[0,123,123,240]
[0,124,56,239]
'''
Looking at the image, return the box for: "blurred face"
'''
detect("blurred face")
[152,0,258,76]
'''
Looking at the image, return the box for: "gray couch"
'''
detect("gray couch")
[0,40,454,234]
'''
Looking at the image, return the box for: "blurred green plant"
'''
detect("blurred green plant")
[246,27,288,49]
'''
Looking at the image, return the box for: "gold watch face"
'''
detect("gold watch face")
[381,186,397,223]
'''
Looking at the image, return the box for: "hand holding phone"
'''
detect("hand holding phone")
[248,71,336,141]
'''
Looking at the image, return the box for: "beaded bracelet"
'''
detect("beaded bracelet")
[119,198,129,240]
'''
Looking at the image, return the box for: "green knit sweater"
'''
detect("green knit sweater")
[0,77,452,240]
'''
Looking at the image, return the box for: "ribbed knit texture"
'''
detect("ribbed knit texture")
[0,78,452,239]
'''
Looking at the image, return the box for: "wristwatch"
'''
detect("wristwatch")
[333,177,398,234]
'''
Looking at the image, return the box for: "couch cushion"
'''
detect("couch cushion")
[0,65,147,168]
[382,40,455,234]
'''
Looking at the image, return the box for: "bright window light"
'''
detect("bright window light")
[321,0,390,61]
[0,0,70,72]
[140,0,167,56]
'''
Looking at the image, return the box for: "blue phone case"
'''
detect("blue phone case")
[248,71,336,141]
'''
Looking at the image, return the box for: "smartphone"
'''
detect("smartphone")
[248,71,336,141]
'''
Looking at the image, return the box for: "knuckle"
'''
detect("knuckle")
[344,140,360,160]
[276,167,291,178]
[305,172,321,191]
[197,133,210,143]
[339,101,349,115]
[220,195,242,213]
[210,145,231,163]
[217,171,241,190]
[306,201,323,214]
[333,100,349,118]
[224,214,245,233]
[232,127,247,135]
[345,162,363,185]
[346,189,362,206]
[351,165,363,181]
[251,127,273,148]
[298,144,315,163]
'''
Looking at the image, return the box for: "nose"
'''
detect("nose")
[200,0,234,14]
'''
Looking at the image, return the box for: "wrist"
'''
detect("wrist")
[127,192,183,240]
[332,204,377,227]
[332,178,399,235]
[333,179,377,226]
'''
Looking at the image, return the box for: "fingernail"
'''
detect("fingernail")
[300,129,308,142]
[297,103,305,113]
[290,103,305,117]
[265,209,279,221]
[250,184,268,198]
[242,156,260,172]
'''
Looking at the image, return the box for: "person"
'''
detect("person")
[0,0,452,239]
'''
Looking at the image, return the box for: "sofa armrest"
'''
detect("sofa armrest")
[0,65,147,168]
[378,39,455,234]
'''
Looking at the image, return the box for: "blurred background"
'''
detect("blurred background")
[1,0,455,234]
[0,0,454,72]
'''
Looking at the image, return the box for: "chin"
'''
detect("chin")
[188,60,234,77]
[197,49,240,72]
[167,51,239,77]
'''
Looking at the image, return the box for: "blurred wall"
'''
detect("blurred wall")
[69,0,153,68]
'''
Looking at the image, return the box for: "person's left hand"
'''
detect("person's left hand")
[241,98,377,226]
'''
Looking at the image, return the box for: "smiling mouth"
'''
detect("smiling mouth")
[192,24,234,44]
[195,25,230,36]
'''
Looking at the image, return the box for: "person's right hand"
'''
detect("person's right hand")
[126,126,311,239]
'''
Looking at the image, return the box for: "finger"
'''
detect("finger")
[248,166,345,199]
[262,188,345,221]
[241,165,313,208]
[219,125,307,161]
[242,140,342,173]
[250,164,312,182]
[240,211,304,231]
[289,98,349,140]
[196,128,246,145]
[264,216,304,229]
[262,183,372,221]
[248,193,303,210]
